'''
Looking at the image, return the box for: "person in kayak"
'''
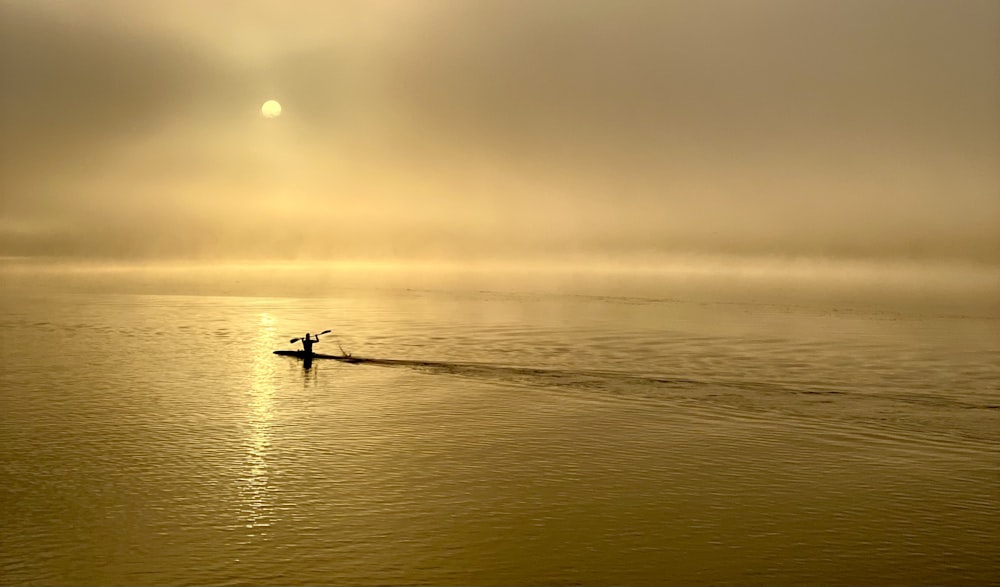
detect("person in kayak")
[300,332,321,355]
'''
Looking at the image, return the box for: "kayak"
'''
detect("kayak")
[273,350,363,363]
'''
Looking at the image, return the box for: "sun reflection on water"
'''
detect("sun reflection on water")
[240,311,277,538]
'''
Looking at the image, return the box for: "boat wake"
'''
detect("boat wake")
[277,348,700,391]
[342,355,700,390]
[274,350,998,448]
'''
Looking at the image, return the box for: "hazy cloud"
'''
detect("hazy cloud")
[1,0,997,264]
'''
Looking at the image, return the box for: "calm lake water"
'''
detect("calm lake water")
[1,271,998,585]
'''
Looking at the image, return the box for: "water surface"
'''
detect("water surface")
[1,281,997,585]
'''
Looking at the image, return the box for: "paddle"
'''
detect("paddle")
[290,329,332,344]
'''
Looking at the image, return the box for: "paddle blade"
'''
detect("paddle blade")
[319,329,332,335]
[289,338,299,344]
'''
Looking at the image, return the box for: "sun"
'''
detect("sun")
[261,100,282,118]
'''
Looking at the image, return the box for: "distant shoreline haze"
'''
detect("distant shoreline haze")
[1,256,996,317]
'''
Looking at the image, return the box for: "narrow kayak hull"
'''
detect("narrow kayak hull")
[273,350,361,363]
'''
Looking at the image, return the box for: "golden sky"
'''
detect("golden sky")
[1,0,997,264]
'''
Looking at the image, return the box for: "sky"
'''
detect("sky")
[0,0,997,267]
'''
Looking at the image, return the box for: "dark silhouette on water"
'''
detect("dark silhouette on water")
[288,329,332,357]
[281,329,337,370]
[300,332,320,355]
[273,349,362,363]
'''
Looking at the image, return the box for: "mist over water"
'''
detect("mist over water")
[2,257,997,318]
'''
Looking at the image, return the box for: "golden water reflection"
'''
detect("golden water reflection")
[240,311,277,538]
